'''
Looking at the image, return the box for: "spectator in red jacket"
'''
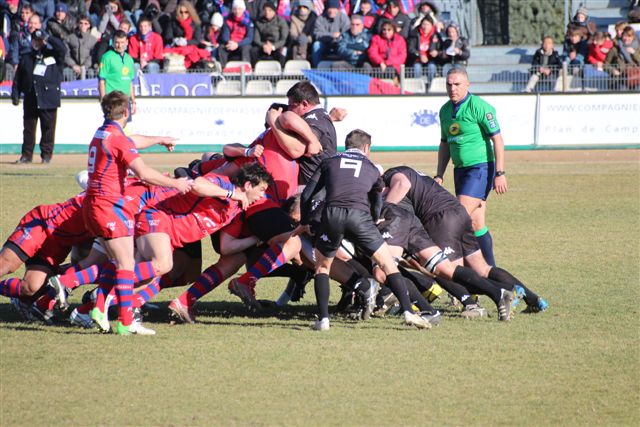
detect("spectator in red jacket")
[587,31,614,68]
[129,16,164,73]
[218,0,254,68]
[367,19,406,79]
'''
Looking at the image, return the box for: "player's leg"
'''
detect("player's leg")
[469,202,496,266]
[101,236,137,333]
[0,245,26,278]
[312,250,335,330]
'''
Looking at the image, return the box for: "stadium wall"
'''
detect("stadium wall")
[0,93,638,154]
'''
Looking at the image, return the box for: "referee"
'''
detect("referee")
[435,66,507,266]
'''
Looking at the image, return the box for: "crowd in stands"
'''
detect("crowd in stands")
[0,0,473,84]
[525,6,640,92]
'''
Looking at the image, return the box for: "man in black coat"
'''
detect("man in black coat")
[11,29,66,164]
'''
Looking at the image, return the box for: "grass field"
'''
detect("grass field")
[0,150,639,426]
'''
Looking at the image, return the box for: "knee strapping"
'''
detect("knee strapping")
[424,251,447,274]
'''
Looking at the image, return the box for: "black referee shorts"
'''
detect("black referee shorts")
[316,206,385,258]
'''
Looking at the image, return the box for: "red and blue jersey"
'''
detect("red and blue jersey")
[86,120,140,199]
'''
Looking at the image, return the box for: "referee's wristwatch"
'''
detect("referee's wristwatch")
[495,170,506,177]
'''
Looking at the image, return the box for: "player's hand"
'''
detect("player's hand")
[292,224,310,236]
[494,175,508,194]
[231,190,249,210]
[434,176,443,185]
[266,107,283,128]
[174,177,194,194]
[329,107,347,122]
[246,144,264,158]
[158,136,178,152]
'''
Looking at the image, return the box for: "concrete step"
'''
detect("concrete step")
[575,0,628,11]
[471,82,524,93]
[468,46,538,65]
[467,65,530,83]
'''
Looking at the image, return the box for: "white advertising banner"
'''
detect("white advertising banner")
[538,94,640,145]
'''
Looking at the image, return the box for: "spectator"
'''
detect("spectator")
[407,14,440,81]
[604,25,640,89]
[163,0,203,47]
[583,31,614,90]
[288,0,317,61]
[439,22,470,74]
[410,1,443,33]
[218,0,254,67]
[47,3,76,41]
[29,0,55,26]
[63,15,97,80]
[11,30,66,164]
[129,16,163,73]
[524,35,561,93]
[8,6,38,69]
[246,0,269,21]
[367,19,406,79]
[202,12,223,60]
[121,0,144,26]
[98,0,125,37]
[310,0,349,67]
[356,0,376,32]
[566,6,596,40]
[251,1,288,66]
[374,0,409,39]
[613,20,630,41]
[333,13,371,70]
[60,0,87,20]
[562,27,588,75]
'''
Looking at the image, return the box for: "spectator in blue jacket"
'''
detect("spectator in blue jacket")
[333,13,371,70]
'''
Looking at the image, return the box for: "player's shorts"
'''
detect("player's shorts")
[247,207,294,243]
[453,161,495,201]
[315,207,385,258]
[83,195,136,239]
[421,206,480,261]
[135,206,208,250]
[378,204,436,255]
[176,240,202,259]
[4,207,49,260]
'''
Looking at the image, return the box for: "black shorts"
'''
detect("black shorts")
[316,206,385,258]
[421,206,480,261]
[378,204,436,255]
[2,241,29,263]
[247,207,294,243]
[176,240,202,259]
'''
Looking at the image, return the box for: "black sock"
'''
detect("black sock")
[266,263,300,278]
[314,273,331,320]
[452,266,501,304]
[398,265,432,293]
[405,278,435,313]
[385,272,413,312]
[475,228,496,266]
[488,267,540,305]
[343,272,370,294]
[433,276,475,307]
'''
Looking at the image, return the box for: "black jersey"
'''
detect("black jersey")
[298,107,338,184]
[383,166,460,220]
[301,149,383,223]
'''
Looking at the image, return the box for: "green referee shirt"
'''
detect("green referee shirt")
[98,49,135,95]
[439,93,501,168]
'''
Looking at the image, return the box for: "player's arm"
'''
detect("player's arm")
[435,139,450,184]
[191,176,249,209]
[491,133,508,194]
[222,142,264,159]
[299,166,324,225]
[269,110,322,158]
[98,79,106,101]
[129,81,136,115]
[128,157,193,194]
[384,173,412,205]
[369,177,384,222]
[130,134,178,151]
[219,230,259,256]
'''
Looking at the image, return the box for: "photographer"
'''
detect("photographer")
[11,30,66,164]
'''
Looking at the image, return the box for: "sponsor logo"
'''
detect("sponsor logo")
[306,113,318,120]
[443,246,455,256]
[148,219,160,226]
[106,222,116,231]
[485,112,493,121]
[448,123,460,136]
[93,130,110,140]
[381,231,393,239]
[410,109,439,127]
[488,120,497,129]
[122,66,129,76]
[319,234,330,242]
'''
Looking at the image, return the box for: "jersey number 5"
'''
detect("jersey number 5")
[340,158,362,178]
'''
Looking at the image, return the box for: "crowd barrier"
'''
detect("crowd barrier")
[0,92,638,154]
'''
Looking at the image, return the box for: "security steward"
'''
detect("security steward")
[11,29,66,164]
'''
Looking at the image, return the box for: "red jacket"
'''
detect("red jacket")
[368,33,407,73]
[128,31,165,62]
[587,39,613,65]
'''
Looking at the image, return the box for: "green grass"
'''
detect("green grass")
[0,153,639,426]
